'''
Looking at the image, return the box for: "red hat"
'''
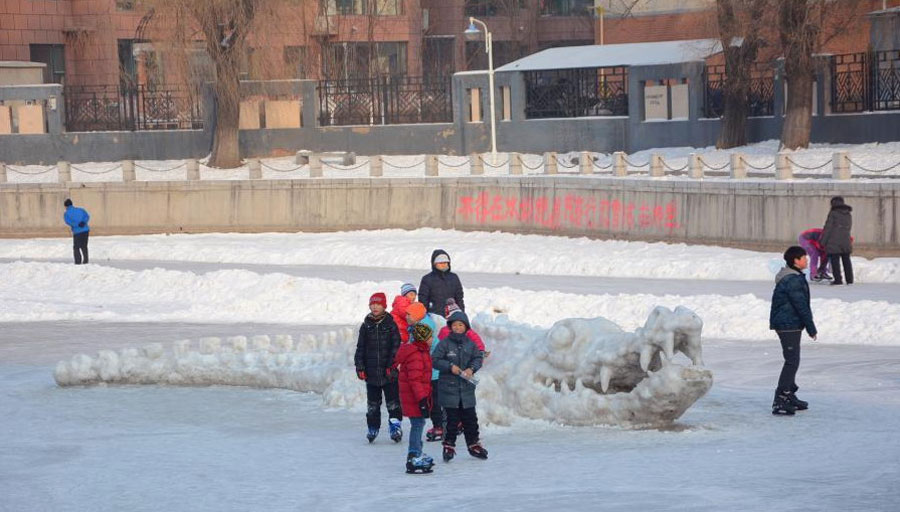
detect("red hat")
[369,292,387,308]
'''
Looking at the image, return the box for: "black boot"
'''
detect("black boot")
[772,391,797,416]
[789,386,809,410]
[442,443,455,462]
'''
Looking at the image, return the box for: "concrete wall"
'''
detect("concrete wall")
[2,177,898,255]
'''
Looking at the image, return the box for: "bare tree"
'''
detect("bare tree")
[715,0,770,149]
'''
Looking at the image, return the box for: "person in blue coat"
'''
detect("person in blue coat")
[769,246,817,416]
[63,199,90,264]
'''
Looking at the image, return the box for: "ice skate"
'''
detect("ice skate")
[772,392,797,416]
[442,443,455,462]
[406,453,435,474]
[366,427,379,443]
[467,443,488,460]
[426,426,443,442]
[389,418,403,443]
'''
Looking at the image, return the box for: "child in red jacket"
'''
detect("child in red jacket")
[392,323,435,473]
[391,283,418,342]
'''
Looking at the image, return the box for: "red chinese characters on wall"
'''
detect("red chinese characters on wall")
[456,192,681,232]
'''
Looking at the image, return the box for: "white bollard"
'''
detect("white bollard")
[776,152,793,180]
[832,151,851,180]
[57,161,71,183]
[730,153,746,179]
[0,162,6,183]
[470,154,484,175]
[650,154,664,177]
[121,160,135,182]
[309,154,323,178]
[425,155,439,177]
[543,152,558,175]
[186,159,200,180]
[369,155,382,177]
[509,152,523,175]
[248,157,262,179]
[613,152,627,177]
[580,151,593,175]
[688,153,703,179]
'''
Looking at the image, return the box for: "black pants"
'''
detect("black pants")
[365,381,401,429]
[776,330,802,395]
[829,253,853,284]
[429,381,443,428]
[443,404,479,447]
[73,231,89,264]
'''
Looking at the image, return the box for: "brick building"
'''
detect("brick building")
[0,0,595,87]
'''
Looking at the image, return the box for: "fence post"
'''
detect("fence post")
[470,154,484,175]
[613,152,627,177]
[309,154,323,178]
[0,163,6,184]
[688,153,703,179]
[369,155,383,177]
[775,152,792,180]
[58,161,71,183]
[730,153,746,179]
[248,158,262,179]
[122,160,135,182]
[580,151,593,175]
[544,152,558,175]
[425,155,439,177]
[509,153,523,175]
[832,151,851,180]
[186,159,200,181]
[650,154,664,177]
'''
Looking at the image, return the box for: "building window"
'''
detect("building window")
[423,37,454,80]
[284,46,308,79]
[116,0,136,11]
[322,42,407,80]
[118,39,137,87]
[539,0,593,16]
[321,0,404,15]
[29,44,66,84]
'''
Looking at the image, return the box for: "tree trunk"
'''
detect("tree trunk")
[717,47,752,149]
[208,56,242,169]
[781,70,814,149]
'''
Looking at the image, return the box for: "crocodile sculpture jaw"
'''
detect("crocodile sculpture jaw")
[54,306,712,428]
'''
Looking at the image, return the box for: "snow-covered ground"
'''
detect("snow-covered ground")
[5,140,900,183]
[2,230,899,511]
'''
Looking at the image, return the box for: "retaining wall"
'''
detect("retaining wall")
[2,178,897,255]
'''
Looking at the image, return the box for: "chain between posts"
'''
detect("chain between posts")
[69,163,123,175]
[322,160,370,171]
[436,157,471,168]
[739,156,776,170]
[660,159,689,172]
[554,157,579,169]
[785,157,833,171]
[622,157,650,167]
[478,155,511,168]
[696,157,730,171]
[846,157,900,173]
[134,162,188,172]
[5,165,58,175]
[520,159,545,171]
[381,157,427,169]
[592,159,614,170]
[260,161,307,172]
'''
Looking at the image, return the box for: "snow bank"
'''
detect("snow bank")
[2,229,899,283]
[3,261,898,345]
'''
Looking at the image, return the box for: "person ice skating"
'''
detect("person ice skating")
[769,246,818,416]
[820,196,854,286]
[355,292,403,442]
[798,228,831,281]
[391,283,418,342]
[62,199,90,265]
[391,323,436,474]
[438,299,486,353]
[419,250,464,316]
[432,309,487,461]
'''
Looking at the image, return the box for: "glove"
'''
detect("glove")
[418,397,430,418]
[78,222,85,228]
[356,369,366,381]
[386,367,398,382]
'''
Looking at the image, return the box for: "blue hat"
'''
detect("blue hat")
[400,283,417,296]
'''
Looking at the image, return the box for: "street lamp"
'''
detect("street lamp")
[464,17,497,163]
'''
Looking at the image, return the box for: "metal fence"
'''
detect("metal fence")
[524,66,628,119]
[831,50,900,113]
[64,85,204,132]
[704,64,775,118]
[316,75,452,126]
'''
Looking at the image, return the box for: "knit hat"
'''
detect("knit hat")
[444,298,461,319]
[446,310,470,331]
[64,199,73,207]
[433,253,450,264]
[400,283,417,296]
[369,292,387,308]
[412,323,433,343]
[407,302,427,323]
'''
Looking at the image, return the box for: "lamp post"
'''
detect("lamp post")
[464,17,497,163]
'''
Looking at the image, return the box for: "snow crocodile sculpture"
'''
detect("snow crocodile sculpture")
[54,306,712,427]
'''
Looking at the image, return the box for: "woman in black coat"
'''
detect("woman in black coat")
[820,196,854,285]
[418,249,465,316]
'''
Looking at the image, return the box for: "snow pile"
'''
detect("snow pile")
[54,307,712,427]
[3,229,899,283]
[2,261,898,344]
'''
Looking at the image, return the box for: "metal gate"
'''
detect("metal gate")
[64,84,204,132]
[316,75,452,126]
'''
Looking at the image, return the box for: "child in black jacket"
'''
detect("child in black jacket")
[355,292,403,443]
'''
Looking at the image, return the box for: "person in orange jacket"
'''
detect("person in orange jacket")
[391,283,418,342]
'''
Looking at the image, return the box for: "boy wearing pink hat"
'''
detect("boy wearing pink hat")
[355,292,403,443]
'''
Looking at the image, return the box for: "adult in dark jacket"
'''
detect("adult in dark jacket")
[769,246,817,416]
[820,196,854,285]
[354,292,403,442]
[432,310,487,460]
[418,249,464,316]
[62,198,90,264]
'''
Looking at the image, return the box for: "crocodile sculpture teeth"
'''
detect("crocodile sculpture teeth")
[53,306,712,428]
